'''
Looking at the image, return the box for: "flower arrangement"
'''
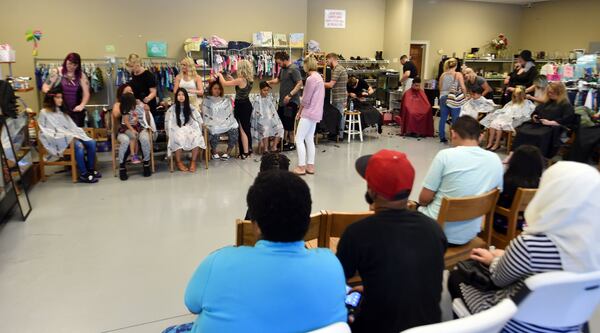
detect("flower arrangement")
[490,33,509,51]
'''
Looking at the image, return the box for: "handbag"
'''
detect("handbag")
[446,74,467,108]
[456,259,497,291]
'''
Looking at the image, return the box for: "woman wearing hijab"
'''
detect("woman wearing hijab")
[448,161,600,332]
[448,162,600,332]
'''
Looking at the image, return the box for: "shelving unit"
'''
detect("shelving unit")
[463,59,514,103]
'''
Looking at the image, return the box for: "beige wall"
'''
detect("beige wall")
[520,0,600,57]
[0,0,308,110]
[411,0,523,79]
[384,0,414,71]
[307,0,386,58]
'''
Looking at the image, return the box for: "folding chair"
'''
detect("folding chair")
[437,189,500,269]
[320,210,374,251]
[491,188,537,249]
[403,299,517,333]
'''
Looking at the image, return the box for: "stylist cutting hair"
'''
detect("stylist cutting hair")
[41,52,90,127]
[127,53,158,115]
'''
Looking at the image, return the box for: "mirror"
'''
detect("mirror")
[0,115,32,221]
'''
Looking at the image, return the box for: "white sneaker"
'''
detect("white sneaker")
[212,154,220,160]
[220,154,230,160]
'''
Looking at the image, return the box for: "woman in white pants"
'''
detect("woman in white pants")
[294,56,325,175]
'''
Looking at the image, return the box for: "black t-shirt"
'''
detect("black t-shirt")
[130,70,157,111]
[403,61,419,79]
[348,79,370,97]
[337,209,447,333]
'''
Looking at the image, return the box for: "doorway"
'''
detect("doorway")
[409,42,428,79]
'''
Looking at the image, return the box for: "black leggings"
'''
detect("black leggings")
[234,98,253,153]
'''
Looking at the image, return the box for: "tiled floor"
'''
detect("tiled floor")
[0,128,597,332]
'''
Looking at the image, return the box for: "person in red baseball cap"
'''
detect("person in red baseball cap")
[336,149,448,333]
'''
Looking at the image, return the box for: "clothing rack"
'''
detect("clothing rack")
[33,57,115,111]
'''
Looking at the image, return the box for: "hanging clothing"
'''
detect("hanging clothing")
[400,87,434,137]
[165,105,206,157]
[251,95,284,142]
[480,100,536,132]
[459,97,497,119]
[37,108,93,157]
[202,96,238,135]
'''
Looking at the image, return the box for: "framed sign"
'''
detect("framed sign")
[324,9,346,29]
[146,41,167,58]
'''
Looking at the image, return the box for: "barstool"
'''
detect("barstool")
[344,110,363,142]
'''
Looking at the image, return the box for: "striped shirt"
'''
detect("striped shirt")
[331,65,348,104]
[461,234,581,333]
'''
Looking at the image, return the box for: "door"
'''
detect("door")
[409,44,425,78]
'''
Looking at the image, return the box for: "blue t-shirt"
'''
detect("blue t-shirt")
[419,146,503,245]
[185,240,347,333]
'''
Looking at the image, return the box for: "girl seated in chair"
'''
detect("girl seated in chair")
[112,83,155,180]
[251,81,284,153]
[480,87,536,151]
[38,87,100,183]
[165,88,206,172]
[202,81,239,161]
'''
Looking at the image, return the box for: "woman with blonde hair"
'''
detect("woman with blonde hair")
[217,59,254,158]
[293,56,324,175]
[174,57,204,110]
[127,53,158,115]
[480,86,536,151]
[438,58,468,143]
[463,67,492,97]
[511,82,575,158]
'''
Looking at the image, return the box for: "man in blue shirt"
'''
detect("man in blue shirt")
[418,116,503,245]
[167,171,347,333]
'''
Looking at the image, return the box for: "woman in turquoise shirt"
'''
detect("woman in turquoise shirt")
[164,171,347,333]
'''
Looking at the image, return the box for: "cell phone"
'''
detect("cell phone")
[345,286,362,308]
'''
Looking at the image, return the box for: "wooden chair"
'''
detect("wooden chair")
[235,212,326,247]
[321,210,374,285]
[168,126,210,172]
[491,188,537,249]
[206,131,239,159]
[110,113,155,177]
[437,189,500,269]
[35,121,78,183]
[320,210,374,251]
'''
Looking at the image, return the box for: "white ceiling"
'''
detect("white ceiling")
[464,0,551,4]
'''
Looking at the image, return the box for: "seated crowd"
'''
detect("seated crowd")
[162,116,600,333]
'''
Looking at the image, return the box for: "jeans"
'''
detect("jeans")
[295,118,317,166]
[118,130,151,163]
[333,102,346,138]
[439,95,461,140]
[74,139,97,174]
[209,128,239,151]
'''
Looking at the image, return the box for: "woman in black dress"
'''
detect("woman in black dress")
[502,50,538,105]
[511,82,575,158]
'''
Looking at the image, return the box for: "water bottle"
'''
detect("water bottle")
[349,100,354,112]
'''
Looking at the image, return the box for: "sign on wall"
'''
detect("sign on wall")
[146,41,167,58]
[324,9,346,29]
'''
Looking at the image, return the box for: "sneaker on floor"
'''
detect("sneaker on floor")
[212,153,221,160]
[220,154,230,160]
[90,170,102,179]
[131,155,142,164]
[287,144,296,151]
[79,172,98,184]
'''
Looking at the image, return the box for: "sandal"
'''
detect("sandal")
[306,165,315,174]
[293,166,307,175]
[177,161,189,172]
